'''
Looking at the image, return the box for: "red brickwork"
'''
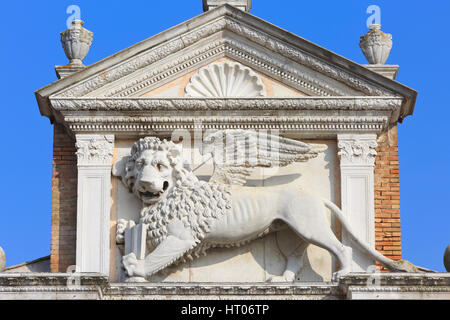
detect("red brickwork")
[374,125,401,270]
[50,124,78,272]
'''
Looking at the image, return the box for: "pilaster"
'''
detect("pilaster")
[337,134,377,271]
[75,134,114,275]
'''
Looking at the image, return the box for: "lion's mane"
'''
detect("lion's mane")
[123,136,232,262]
[126,137,231,250]
[140,167,232,249]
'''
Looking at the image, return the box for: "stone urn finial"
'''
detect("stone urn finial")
[0,247,5,272]
[359,24,393,65]
[445,245,450,272]
[60,19,93,66]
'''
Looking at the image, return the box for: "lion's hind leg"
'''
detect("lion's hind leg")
[281,199,353,281]
[268,231,308,282]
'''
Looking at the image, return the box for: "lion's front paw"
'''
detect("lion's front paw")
[124,276,147,283]
[116,219,129,244]
[122,253,145,277]
[267,276,284,283]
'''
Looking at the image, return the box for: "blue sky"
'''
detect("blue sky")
[0,0,448,272]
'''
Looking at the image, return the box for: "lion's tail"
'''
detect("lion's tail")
[323,199,431,273]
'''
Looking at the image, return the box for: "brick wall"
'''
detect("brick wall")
[50,124,78,272]
[374,125,402,270]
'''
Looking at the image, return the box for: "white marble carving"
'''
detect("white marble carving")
[60,20,93,66]
[50,96,402,136]
[337,137,377,166]
[185,62,266,97]
[114,132,423,282]
[359,24,393,65]
[76,135,114,166]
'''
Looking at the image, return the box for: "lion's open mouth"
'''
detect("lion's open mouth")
[139,181,169,203]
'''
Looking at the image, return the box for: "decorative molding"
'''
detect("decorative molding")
[337,135,378,166]
[224,39,342,96]
[105,40,226,97]
[48,97,400,135]
[185,61,266,97]
[0,273,449,299]
[105,283,340,297]
[101,38,344,98]
[75,135,114,166]
[54,16,396,99]
[65,116,388,133]
[223,17,396,97]
[79,39,346,98]
[51,97,403,112]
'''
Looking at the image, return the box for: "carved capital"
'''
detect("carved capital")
[75,134,114,166]
[337,134,377,166]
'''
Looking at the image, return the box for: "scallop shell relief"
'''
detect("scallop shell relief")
[185,62,266,97]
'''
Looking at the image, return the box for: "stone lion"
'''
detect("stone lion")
[115,132,426,282]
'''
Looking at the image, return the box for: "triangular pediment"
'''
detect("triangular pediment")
[136,57,306,98]
[36,4,416,126]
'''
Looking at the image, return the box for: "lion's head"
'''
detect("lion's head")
[120,137,186,206]
[114,136,232,254]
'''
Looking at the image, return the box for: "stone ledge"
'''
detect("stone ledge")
[0,273,449,300]
[338,272,450,287]
[106,282,342,299]
[0,273,108,287]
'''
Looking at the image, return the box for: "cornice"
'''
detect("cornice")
[48,97,401,136]
[50,97,403,112]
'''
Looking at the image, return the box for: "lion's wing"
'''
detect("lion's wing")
[202,130,327,186]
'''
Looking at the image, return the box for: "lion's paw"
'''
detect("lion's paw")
[267,276,285,283]
[124,276,147,283]
[122,253,139,277]
[267,274,295,283]
[116,219,129,244]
